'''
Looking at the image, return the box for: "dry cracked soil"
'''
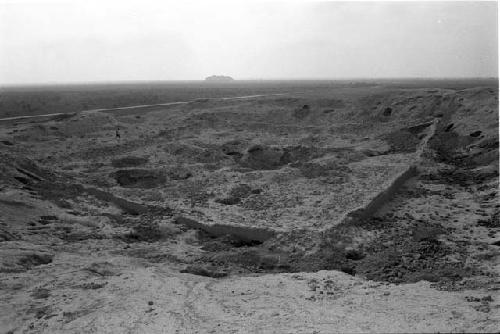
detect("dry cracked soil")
[0,82,499,333]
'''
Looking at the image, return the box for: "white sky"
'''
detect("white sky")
[0,0,498,84]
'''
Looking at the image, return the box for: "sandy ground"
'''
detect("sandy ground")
[0,84,498,333]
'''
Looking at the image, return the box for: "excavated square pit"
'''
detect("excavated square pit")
[174,153,417,241]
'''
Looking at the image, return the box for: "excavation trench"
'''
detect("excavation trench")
[171,118,463,283]
[171,161,422,279]
[175,161,475,285]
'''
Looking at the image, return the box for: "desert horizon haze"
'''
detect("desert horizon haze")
[0,0,498,84]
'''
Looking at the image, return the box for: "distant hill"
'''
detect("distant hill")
[205,75,234,82]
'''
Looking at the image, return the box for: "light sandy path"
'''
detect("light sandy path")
[0,93,294,122]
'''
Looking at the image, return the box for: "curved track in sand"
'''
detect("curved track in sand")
[0,93,295,122]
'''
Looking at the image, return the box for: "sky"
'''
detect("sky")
[0,0,498,84]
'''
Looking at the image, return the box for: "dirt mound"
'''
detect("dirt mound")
[239,145,328,170]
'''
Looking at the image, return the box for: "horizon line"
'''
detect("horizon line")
[1,76,498,87]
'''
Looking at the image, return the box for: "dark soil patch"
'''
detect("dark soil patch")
[477,210,500,228]
[85,262,119,276]
[167,167,192,180]
[239,145,328,171]
[428,130,474,166]
[112,169,166,188]
[18,253,53,270]
[240,145,286,170]
[184,205,473,285]
[404,121,432,135]
[31,288,51,299]
[356,242,467,283]
[13,176,31,185]
[381,130,420,153]
[432,168,498,187]
[76,282,108,290]
[0,227,19,241]
[293,104,311,119]
[202,248,290,273]
[35,180,158,215]
[221,140,246,161]
[124,221,163,242]
[216,184,254,205]
[296,161,350,180]
[215,197,241,205]
[38,215,58,225]
[199,233,263,252]
[0,199,32,207]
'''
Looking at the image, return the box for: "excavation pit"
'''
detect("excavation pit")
[174,153,417,237]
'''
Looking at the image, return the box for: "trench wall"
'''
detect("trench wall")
[337,165,417,226]
[337,117,439,227]
[175,216,275,242]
